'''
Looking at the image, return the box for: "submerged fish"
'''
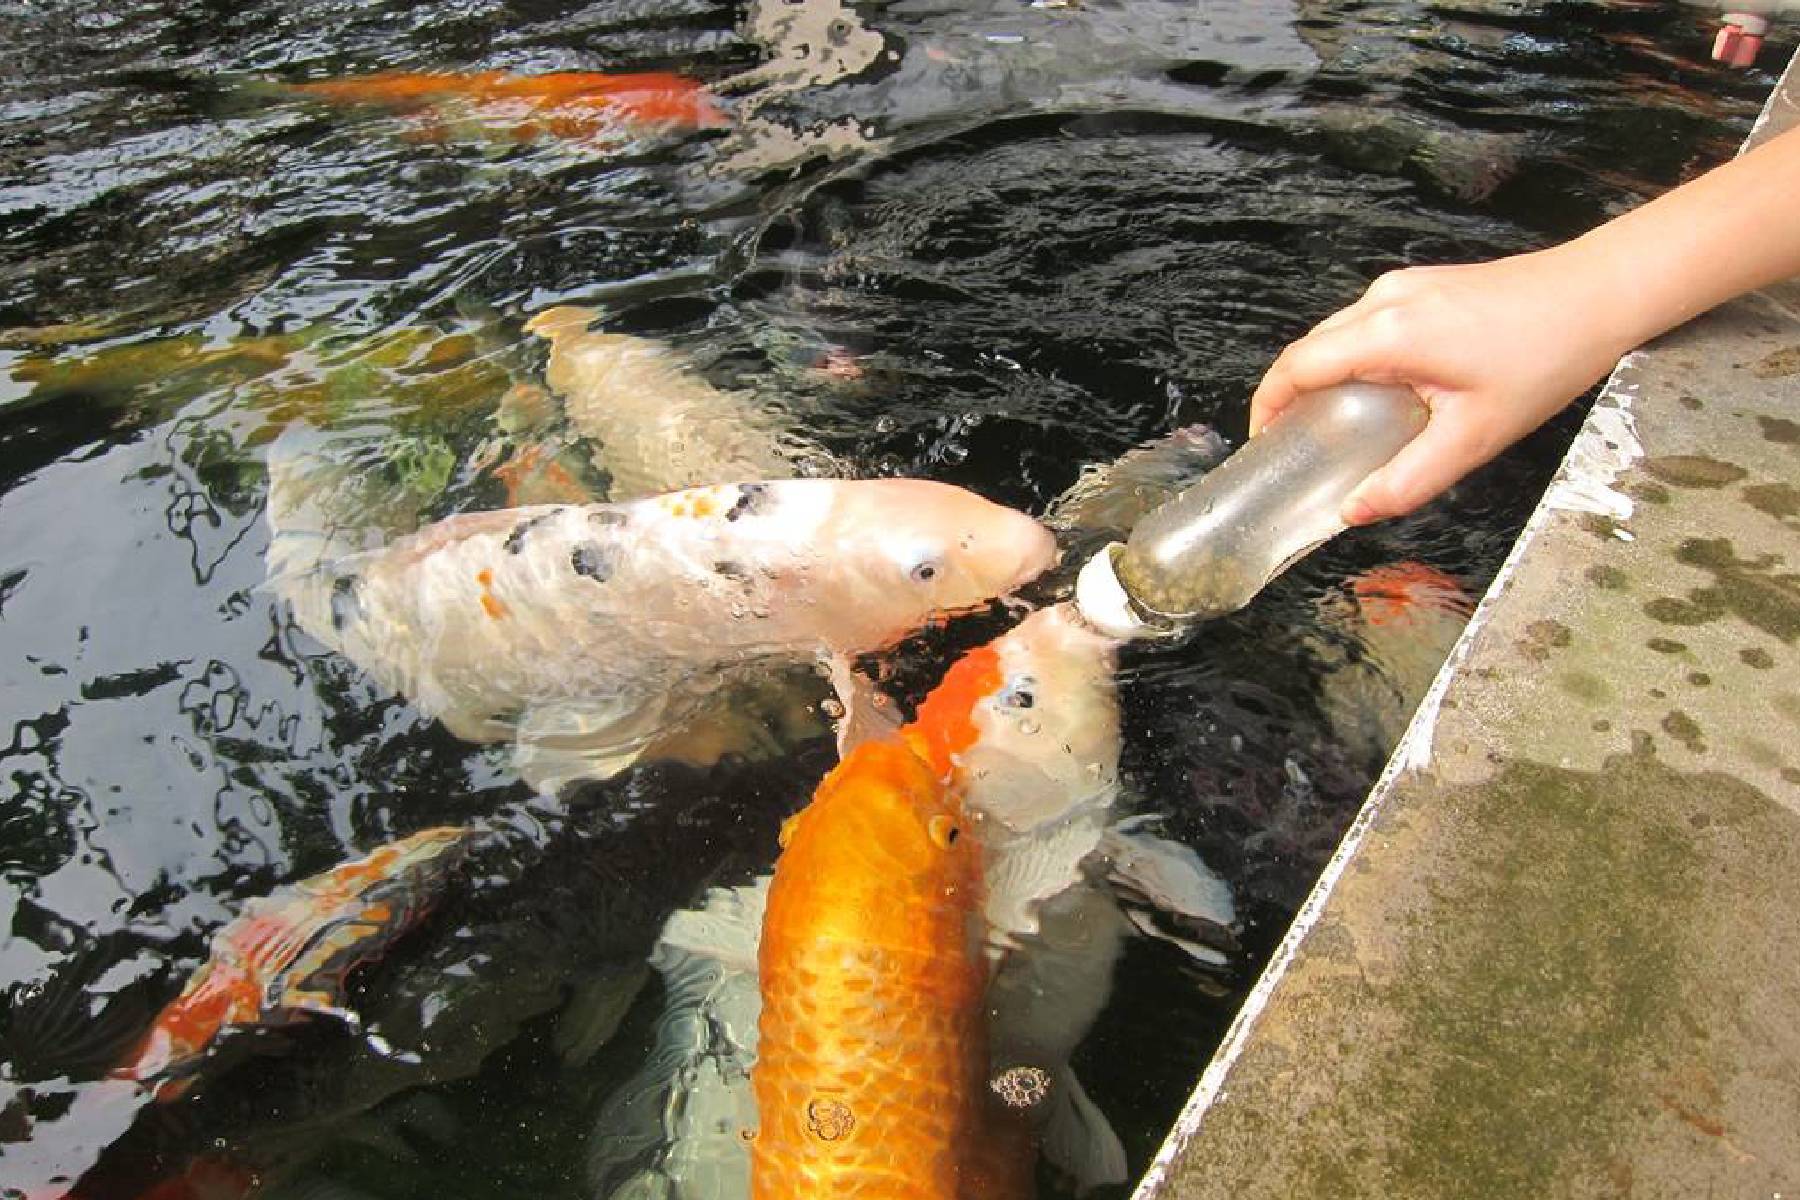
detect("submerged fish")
[266,451,1056,790]
[115,827,470,1100]
[525,308,835,502]
[753,738,990,1200]
[1316,560,1475,765]
[589,604,1236,1199]
[287,71,726,145]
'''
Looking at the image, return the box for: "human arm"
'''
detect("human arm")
[1248,123,1800,525]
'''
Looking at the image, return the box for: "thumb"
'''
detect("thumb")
[1341,402,1496,525]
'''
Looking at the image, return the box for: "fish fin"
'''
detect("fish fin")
[1098,825,1236,929]
[555,962,651,1068]
[1122,908,1230,966]
[274,988,363,1026]
[637,668,827,770]
[1042,1066,1129,1194]
[655,878,769,976]
[825,653,902,757]
[588,892,763,1200]
[523,305,601,343]
[1044,425,1231,538]
[512,695,677,795]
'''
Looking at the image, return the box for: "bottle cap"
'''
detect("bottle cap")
[1073,544,1159,641]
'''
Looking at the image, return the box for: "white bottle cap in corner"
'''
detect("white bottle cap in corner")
[1074,543,1158,641]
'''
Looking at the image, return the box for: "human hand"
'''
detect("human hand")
[1247,247,1637,525]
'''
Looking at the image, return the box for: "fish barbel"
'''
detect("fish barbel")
[752,738,989,1200]
[267,466,1055,789]
[115,827,471,1099]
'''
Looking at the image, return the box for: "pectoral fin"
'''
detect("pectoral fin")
[1099,824,1236,928]
[512,694,676,795]
[1100,824,1238,965]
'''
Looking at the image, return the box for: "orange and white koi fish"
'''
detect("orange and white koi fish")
[588,603,1236,1200]
[287,70,726,145]
[115,827,470,1100]
[525,308,835,502]
[266,434,1056,790]
[752,738,991,1199]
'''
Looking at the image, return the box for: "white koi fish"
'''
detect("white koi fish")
[525,307,835,501]
[266,448,1055,791]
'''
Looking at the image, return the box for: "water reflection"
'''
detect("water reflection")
[0,0,1773,1194]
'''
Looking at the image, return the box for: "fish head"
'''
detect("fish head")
[814,480,1055,647]
[775,740,981,918]
[910,603,1120,834]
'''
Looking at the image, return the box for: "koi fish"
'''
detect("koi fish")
[1317,560,1476,763]
[287,70,726,145]
[524,307,835,502]
[115,827,470,1100]
[266,438,1057,791]
[753,738,991,1200]
[587,604,1236,1199]
[1349,561,1474,628]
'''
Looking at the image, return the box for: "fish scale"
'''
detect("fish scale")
[752,740,994,1200]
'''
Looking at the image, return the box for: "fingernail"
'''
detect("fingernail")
[1342,495,1376,526]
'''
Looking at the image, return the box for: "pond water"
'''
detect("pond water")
[0,1,1774,1197]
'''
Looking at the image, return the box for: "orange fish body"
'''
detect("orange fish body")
[1349,561,1473,627]
[117,826,468,1098]
[752,740,990,1200]
[288,70,726,140]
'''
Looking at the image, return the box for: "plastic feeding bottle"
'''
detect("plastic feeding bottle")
[1075,383,1428,639]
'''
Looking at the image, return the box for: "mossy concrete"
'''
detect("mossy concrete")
[1140,49,1800,1200]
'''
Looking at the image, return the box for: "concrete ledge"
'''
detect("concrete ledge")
[1141,50,1800,1200]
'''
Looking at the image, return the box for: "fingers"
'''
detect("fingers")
[1251,301,1393,435]
[1341,402,1497,524]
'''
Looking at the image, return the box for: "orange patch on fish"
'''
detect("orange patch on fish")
[116,828,467,1100]
[476,567,508,619]
[493,444,594,507]
[1350,561,1474,627]
[752,739,993,1200]
[287,70,727,142]
[902,643,1003,777]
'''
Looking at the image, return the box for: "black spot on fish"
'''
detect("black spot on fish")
[726,484,773,522]
[504,512,557,555]
[589,509,628,528]
[330,575,363,632]
[572,542,617,582]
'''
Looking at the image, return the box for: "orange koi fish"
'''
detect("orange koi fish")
[1349,561,1474,627]
[288,70,727,144]
[116,827,469,1100]
[752,739,994,1200]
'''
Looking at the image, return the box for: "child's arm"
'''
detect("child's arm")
[1249,123,1800,525]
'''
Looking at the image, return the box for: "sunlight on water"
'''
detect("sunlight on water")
[0,0,1773,1196]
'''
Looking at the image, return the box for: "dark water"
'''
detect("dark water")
[0,1,1774,1196]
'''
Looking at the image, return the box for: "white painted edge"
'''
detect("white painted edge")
[1131,46,1800,1197]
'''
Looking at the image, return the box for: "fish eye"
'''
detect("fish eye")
[909,560,940,584]
[928,815,960,849]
